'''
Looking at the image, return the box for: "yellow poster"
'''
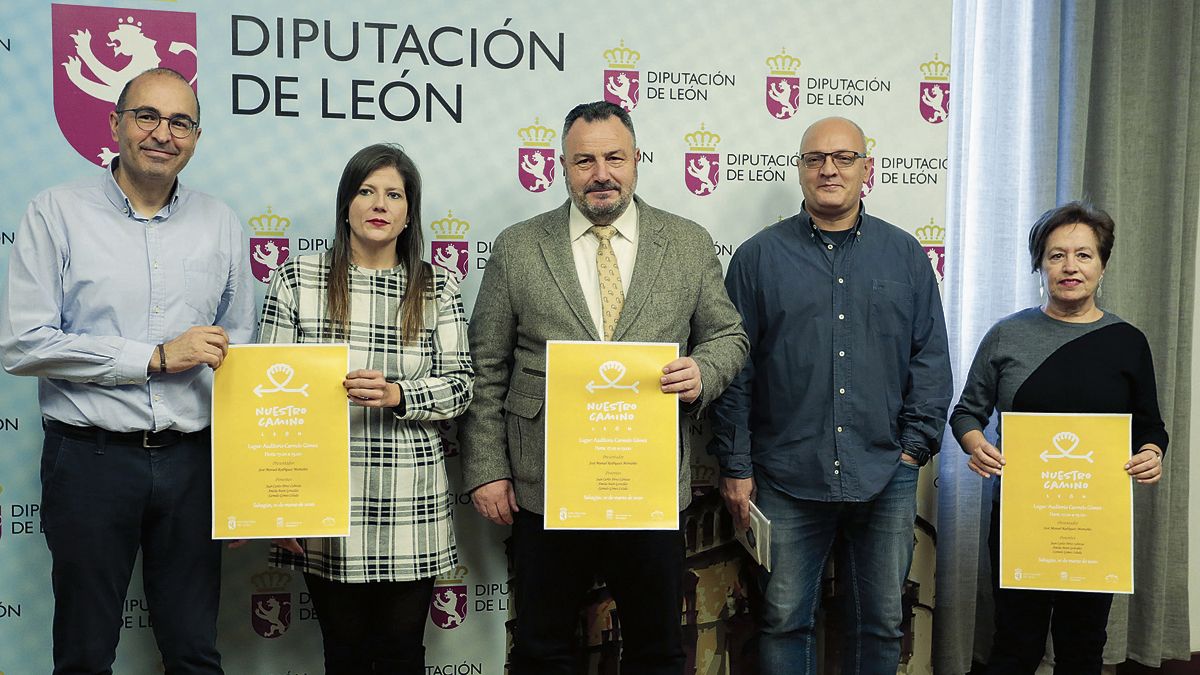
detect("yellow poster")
[999,412,1133,593]
[545,341,680,530]
[211,344,350,539]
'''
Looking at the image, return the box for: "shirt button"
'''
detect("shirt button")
[839,388,846,394]
[154,394,161,402]
[839,350,845,357]
[837,426,843,432]
[834,469,840,475]
[834,460,841,467]
[153,261,159,269]
[838,277,844,284]
[154,306,161,314]
[838,314,845,320]
[827,244,834,250]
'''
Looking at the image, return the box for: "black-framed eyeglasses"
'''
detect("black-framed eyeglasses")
[115,107,199,139]
[800,151,867,170]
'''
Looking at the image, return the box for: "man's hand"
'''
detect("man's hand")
[471,479,519,525]
[344,370,401,408]
[661,356,702,404]
[158,326,229,372]
[720,476,756,530]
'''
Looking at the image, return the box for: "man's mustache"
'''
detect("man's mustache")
[586,181,619,193]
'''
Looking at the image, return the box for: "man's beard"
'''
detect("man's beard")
[571,179,633,224]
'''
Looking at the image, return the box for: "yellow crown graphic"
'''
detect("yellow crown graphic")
[864,136,876,156]
[684,123,721,152]
[518,117,557,147]
[604,39,641,69]
[250,569,292,592]
[249,207,291,237]
[436,565,470,585]
[766,48,802,76]
[920,53,950,81]
[429,210,471,240]
[915,219,945,246]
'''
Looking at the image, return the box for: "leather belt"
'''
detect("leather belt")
[44,419,204,449]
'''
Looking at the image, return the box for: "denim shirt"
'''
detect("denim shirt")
[709,206,951,502]
[0,162,257,432]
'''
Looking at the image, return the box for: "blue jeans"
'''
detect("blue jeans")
[756,461,919,675]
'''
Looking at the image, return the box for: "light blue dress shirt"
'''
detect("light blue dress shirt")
[0,162,257,432]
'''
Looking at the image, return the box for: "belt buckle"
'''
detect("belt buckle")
[142,430,172,449]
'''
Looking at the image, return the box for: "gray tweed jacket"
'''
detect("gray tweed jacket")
[459,197,748,514]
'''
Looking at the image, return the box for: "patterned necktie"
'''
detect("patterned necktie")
[589,225,623,340]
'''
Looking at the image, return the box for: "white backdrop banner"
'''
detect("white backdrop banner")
[0,2,950,673]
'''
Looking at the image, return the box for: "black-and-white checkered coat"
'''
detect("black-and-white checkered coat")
[259,253,473,582]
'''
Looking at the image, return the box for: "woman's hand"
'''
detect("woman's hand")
[962,429,1004,478]
[1125,444,1163,485]
[343,369,402,408]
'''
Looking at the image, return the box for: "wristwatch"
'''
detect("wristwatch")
[903,446,931,466]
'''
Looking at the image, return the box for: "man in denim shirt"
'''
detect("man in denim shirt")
[710,116,951,674]
[0,68,255,674]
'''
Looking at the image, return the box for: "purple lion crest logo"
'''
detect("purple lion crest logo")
[52,4,197,166]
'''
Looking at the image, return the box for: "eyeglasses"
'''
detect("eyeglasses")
[799,151,867,170]
[115,107,199,139]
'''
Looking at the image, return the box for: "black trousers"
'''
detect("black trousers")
[303,573,435,675]
[40,424,222,675]
[986,504,1114,674]
[509,509,686,675]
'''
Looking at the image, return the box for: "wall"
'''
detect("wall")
[0,1,952,673]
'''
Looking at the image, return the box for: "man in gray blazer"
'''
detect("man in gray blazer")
[459,101,747,674]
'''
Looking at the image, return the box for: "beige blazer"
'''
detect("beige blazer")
[459,197,748,513]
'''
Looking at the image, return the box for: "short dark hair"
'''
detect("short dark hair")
[115,67,200,122]
[1027,200,1116,272]
[562,101,636,148]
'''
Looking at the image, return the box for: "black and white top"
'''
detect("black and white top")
[950,307,1168,474]
[259,254,473,582]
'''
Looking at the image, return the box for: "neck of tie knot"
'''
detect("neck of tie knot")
[589,224,617,242]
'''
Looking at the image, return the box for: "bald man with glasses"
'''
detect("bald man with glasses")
[710,116,951,674]
[0,67,255,674]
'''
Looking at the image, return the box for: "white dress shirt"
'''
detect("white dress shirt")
[568,200,638,340]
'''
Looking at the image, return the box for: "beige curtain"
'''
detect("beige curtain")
[1068,2,1197,664]
[936,1,1197,671]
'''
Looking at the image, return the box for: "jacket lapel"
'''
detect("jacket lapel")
[612,198,666,341]
[538,203,601,340]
